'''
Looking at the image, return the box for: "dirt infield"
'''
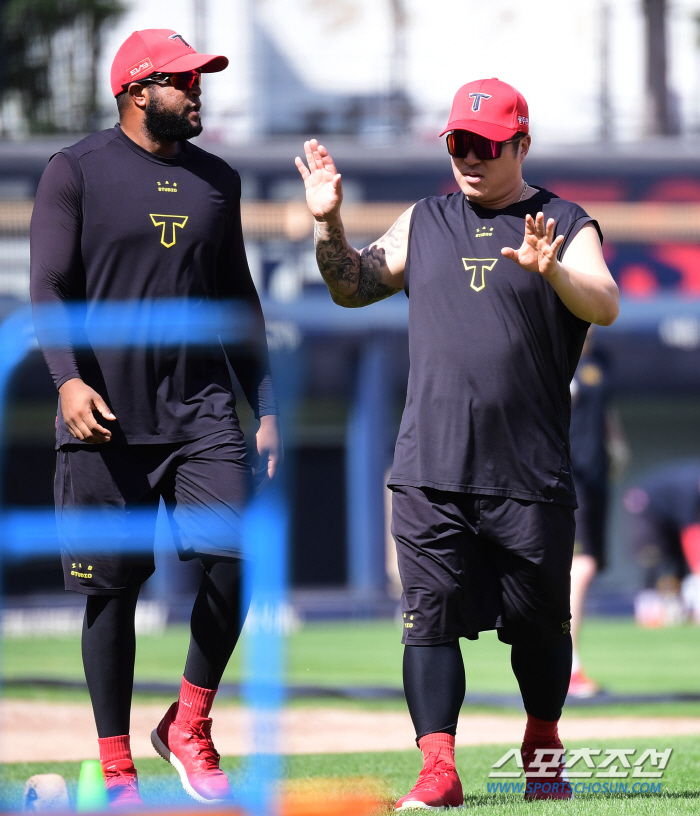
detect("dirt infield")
[3,701,700,762]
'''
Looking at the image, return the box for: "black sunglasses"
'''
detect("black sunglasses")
[124,70,201,92]
[446,130,523,161]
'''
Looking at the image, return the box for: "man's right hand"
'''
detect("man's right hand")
[58,378,116,443]
[295,137,409,307]
[295,139,343,222]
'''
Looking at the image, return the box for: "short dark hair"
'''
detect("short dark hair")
[116,90,129,117]
[510,133,526,154]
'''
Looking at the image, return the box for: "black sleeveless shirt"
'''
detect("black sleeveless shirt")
[388,187,600,506]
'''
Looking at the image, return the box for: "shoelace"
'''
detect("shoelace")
[183,719,221,771]
[413,752,455,787]
[104,766,138,791]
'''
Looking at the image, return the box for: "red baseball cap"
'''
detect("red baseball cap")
[439,78,529,141]
[111,29,228,96]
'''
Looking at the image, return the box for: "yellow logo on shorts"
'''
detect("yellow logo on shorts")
[70,562,93,579]
[404,612,415,629]
[562,621,571,635]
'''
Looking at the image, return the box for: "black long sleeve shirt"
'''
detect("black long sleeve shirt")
[30,125,277,447]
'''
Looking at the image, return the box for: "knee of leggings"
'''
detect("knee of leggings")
[501,620,572,650]
[200,559,247,609]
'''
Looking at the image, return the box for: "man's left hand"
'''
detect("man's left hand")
[253,414,283,491]
[501,212,564,278]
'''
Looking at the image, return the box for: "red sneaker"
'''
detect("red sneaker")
[102,758,143,810]
[395,752,463,810]
[568,669,600,698]
[522,740,573,800]
[151,702,231,803]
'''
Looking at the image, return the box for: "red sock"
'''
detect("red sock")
[523,714,560,746]
[418,733,456,767]
[174,676,217,722]
[98,734,132,765]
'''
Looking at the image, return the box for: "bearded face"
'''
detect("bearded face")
[144,86,203,142]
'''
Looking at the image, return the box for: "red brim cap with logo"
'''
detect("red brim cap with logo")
[111,28,229,96]
[439,78,529,141]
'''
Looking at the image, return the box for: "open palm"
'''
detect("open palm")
[294,139,343,221]
[501,212,564,278]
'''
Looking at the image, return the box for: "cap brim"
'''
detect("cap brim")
[157,53,229,74]
[439,119,520,140]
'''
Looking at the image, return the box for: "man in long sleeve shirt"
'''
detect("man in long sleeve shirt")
[30,28,281,807]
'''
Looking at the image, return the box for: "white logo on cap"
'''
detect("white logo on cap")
[128,58,153,77]
[469,92,492,112]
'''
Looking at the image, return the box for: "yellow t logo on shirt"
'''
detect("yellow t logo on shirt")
[150,214,189,248]
[462,258,498,292]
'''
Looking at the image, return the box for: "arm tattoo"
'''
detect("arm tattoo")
[314,212,406,307]
[356,244,400,304]
[382,215,407,253]
[314,222,360,305]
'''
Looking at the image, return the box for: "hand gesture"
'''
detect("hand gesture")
[295,139,343,222]
[501,212,564,278]
[59,377,115,443]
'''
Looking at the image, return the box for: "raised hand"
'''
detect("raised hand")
[295,139,343,222]
[501,212,565,278]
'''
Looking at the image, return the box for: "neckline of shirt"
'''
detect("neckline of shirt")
[114,124,189,166]
[464,185,547,216]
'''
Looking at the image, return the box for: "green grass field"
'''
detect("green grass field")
[2,736,699,813]
[2,618,699,812]
[3,618,700,713]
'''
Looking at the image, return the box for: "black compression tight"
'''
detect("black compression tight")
[82,559,246,738]
[511,633,572,722]
[403,642,465,740]
[184,558,247,689]
[402,634,573,742]
[82,586,140,739]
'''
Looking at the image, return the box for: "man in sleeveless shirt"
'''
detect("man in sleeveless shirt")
[296,78,618,807]
[30,29,281,807]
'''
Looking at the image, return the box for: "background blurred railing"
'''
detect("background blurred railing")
[5,199,700,242]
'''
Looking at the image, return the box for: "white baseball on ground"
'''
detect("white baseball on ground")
[23,774,70,812]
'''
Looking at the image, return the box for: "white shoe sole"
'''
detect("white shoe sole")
[150,728,227,805]
[396,803,453,810]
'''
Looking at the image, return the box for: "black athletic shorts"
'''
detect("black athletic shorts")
[391,485,575,646]
[55,428,252,595]
[573,482,607,569]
